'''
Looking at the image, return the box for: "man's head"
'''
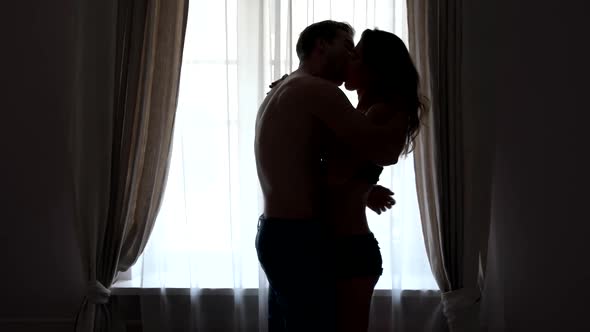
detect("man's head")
[296,20,355,84]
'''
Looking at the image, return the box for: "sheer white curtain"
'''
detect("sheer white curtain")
[126,0,438,330]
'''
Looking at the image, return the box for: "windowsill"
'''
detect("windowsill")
[111,286,260,296]
[111,280,439,297]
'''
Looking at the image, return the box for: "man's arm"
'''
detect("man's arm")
[288,78,404,166]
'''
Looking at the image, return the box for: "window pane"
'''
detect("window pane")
[132,0,437,291]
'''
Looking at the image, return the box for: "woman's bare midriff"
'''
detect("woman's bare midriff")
[324,180,373,236]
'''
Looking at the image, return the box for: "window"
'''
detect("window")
[126,0,437,291]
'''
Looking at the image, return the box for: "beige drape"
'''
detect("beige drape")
[407,0,449,292]
[70,0,189,330]
[408,0,488,331]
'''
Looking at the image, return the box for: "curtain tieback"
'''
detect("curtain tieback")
[441,287,481,324]
[86,280,111,304]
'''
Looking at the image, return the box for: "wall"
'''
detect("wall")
[0,1,82,330]
[465,0,590,331]
[0,1,113,331]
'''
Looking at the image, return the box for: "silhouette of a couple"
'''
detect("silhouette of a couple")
[254,20,425,332]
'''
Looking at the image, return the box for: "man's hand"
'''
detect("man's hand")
[367,185,395,215]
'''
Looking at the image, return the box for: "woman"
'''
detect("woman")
[323,29,426,331]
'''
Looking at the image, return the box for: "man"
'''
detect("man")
[254,21,400,331]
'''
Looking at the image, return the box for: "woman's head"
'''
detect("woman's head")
[345,29,426,155]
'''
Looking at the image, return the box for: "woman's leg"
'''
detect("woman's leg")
[336,276,380,332]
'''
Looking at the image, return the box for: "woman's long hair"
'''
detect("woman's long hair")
[359,29,427,155]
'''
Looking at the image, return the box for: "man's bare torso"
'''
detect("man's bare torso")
[254,72,329,219]
[255,70,404,225]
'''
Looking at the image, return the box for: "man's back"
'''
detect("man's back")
[254,73,329,219]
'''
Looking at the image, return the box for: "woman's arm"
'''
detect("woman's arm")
[295,79,405,166]
[363,103,408,213]
[367,184,396,214]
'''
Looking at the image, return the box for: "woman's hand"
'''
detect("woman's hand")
[367,185,395,215]
[268,74,289,89]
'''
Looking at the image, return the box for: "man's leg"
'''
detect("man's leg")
[256,216,336,331]
[270,230,337,331]
[268,284,286,331]
[279,273,337,332]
